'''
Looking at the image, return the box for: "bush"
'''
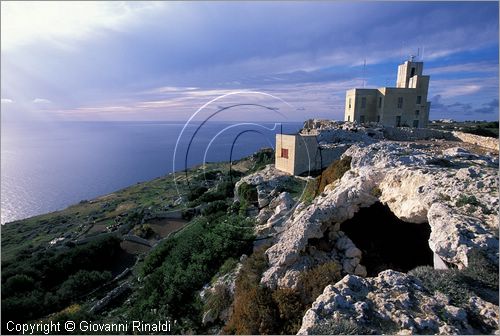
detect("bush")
[187,186,208,201]
[133,224,155,239]
[297,261,342,304]
[131,214,255,332]
[223,246,279,334]
[317,157,352,194]
[201,200,228,216]
[57,270,112,301]
[1,235,122,327]
[456,195,480,207]
[409,250,498,307]
[204,284,232,321]
[310,316,362,335]
[238,182,258,204]
[272,288,304,334]
[300,177,319,204]
[217,257,238,276]
[224,256,342,335]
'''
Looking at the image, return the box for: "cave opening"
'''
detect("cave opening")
[340,202,433,277]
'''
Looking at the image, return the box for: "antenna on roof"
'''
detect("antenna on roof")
[417,48,420,60]
[362,58,366,88]
[422,46,425,61]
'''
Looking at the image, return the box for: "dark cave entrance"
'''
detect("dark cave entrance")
[340,202,433,277]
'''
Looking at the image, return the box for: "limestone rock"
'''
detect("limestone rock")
[298,270,494,335]
[261,141,498,289]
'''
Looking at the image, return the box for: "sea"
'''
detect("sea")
[1,121,303,224]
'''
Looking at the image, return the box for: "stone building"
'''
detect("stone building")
[275,133,348,175]
[344,59,431,128]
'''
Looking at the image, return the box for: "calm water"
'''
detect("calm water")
[1,121,302,224]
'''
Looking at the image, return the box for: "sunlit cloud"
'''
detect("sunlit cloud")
[1,98,13,104]
[33,98,52,104]
[1,1,165,50]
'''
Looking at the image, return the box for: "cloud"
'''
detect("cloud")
[1,2,497,122]
[474,98,499,114]
[1,2,164,50]
[33,98,51,104]
[1,98,13,103]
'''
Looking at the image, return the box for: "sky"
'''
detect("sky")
[1,1,499,123]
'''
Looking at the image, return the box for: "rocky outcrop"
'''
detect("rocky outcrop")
[261,142,498,289]
[200,257,245,325]
[234,164,292,206]
[298,270,497,334]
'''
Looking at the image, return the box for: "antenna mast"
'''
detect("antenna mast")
[362,58,366,88]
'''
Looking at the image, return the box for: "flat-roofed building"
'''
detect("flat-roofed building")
[344,59,431,128]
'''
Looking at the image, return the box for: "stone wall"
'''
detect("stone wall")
[383,126,455,141]
[452,131,499,152]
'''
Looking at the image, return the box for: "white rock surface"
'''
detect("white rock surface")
[261,142,498,289]
[298,270,496,335]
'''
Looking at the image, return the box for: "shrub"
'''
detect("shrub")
[225,257,342,335]
[317,156,352,194]
[132,214,254,332]
[272,288,304,334]
[409,250,498,307]
[201,200,228,216]
[217,257,238,276]
[370,186,382,198]
[187,186,208,201]
[238,182,258,204]
[204,284,232,321]
[1,235,122,327]
[193,170,222,181]
[300,177,320,204]
[223,246,279,334]
[310,316,362,335]
[456,195,480,207]
[297,261,342,304]
[133,224,155,239]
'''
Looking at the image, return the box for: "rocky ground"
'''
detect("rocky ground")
[211,120,499,334]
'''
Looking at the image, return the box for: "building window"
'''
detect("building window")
[415,110,420,116]
[361,97,366,108]
[410,67,415,77]
[378,97,382,108]
[397,97,403,108]
[416,95,422,104]
[396,116,401,127]
[377,115,380,123]
[360,115,365,123]
[348,98,352,109]
[281,148,289,159]
[413,120,419,128]
[347,115,350,122]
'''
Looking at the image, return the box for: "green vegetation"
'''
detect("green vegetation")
[317,156,352,195]
[238,182,258,204]
[129,212,255,332]
[409,250,498,334]
[2,236,121,326]
[455,194,480,207]
[300,177,320,205]
[224,251,342,335]
[429,120,499,138]
[133,224,155,239]
[310,317,362,335]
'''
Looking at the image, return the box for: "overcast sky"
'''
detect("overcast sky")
[1,1,498,122]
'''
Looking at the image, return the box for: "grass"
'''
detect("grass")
[300,177,319,205]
